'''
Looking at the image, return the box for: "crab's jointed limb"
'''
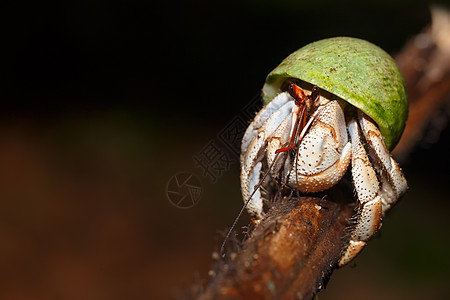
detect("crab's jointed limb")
[240,92,294,219]
[358,112,408,214]
[286,99,352,193]
[338,116,407,266]
[338,119,383,266]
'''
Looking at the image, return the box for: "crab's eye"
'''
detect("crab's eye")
[287,83,307,106]
[288,83,296,99]
[310,86,319,101]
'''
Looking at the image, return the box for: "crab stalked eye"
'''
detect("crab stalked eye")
[262,37,408,150]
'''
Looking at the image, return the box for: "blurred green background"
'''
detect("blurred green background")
[1,0,449,299]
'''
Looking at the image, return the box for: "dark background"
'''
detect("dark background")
[1,1,449,299]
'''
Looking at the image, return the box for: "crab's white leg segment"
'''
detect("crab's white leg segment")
[339,119,383,267]
[348,119,380,204]
[358,112,408,213]
[241,137,265,219]
[290,143,352,193]
[240,93,294,219]
[266,113,292,180]
[338,240,367,267]
[289,100,351,193]
[240,92,291,164]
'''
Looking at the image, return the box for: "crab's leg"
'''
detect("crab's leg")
[274,104,304,154]
[289,140,352,193]
[266,97,325,187]
[240,94,293,219]
[289,100,352,193]
[240,92,291,165]
[266,112,293,182]
[275,84,308,154]
[339,119,383,266]
[358,112,408,214]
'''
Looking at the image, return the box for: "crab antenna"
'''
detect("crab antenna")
[219,153,283,257]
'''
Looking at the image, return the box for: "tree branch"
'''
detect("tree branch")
[194,186,355,300]
[393,5,450,161]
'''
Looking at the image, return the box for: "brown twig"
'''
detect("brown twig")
[198,191,354,300]
[393,6,450,161]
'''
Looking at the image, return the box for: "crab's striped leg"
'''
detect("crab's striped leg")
[339,119,383,266]
[358,112,408,214]
[240,93,293,219]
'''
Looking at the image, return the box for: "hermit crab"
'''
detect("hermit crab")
[240,37,408,266]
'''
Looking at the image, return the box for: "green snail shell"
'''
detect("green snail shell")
[262,36,408,150]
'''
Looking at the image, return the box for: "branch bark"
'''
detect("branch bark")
[393,6,450,161]
[198,192,354,300]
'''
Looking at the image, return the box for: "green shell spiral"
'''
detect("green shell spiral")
[262,37,408,150]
